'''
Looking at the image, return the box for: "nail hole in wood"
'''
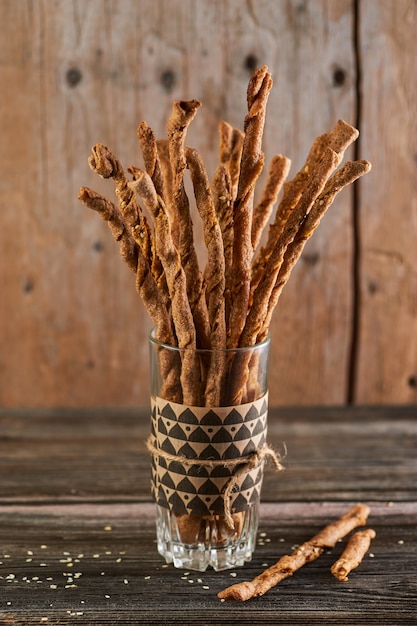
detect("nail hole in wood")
[160,69,176,93]
[22,277,34,294]
[408,375,417,389]
[66,67,83,87]
[302,252,320,266]
[92,241,104,253]
[332,67,346,87]
[244,54,259,73]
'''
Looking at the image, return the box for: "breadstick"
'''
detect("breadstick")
[167,99,211,350]
[251,154,291,251]
[228,66,272,348]
[155,139,178,248]
[251,119,359,296]
[212,165,234,323]
[331,528,376,582]
[77,187,138,273]
[88,143,143,232]
[136,121,166,202]
[77,187,179,401]
[186,147,226,406]
[218,504,371,601]
[258,159,372,341]
[129,170,201,406]
[218,121,245,202]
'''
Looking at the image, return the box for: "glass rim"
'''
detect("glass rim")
[149,328,270,354]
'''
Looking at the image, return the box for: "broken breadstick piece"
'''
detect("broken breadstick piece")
[218,504,370,601]
[331,528,376,581]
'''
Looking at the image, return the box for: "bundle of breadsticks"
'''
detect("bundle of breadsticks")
[78,64,371,407]
[218,503,376,601]
[78,65,371,541]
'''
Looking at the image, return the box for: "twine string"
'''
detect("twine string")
[146,435,285,529]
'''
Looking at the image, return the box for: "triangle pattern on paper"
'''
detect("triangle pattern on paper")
[151,394,269,516]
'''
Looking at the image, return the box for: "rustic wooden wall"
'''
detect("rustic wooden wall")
[0,0,416,408]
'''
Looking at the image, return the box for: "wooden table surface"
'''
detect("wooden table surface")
[1,406,416,625]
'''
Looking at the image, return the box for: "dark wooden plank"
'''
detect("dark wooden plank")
[0,501,416,625]
[1,407,416,502]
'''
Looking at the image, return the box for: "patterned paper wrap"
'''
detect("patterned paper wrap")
[150,393,268,517]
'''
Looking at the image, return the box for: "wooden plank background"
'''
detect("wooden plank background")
[0,0,415,408]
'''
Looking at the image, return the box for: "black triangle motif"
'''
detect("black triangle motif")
[168,422,188,440]
[224,408,244,424]
[199,444,221,460]
[177,408,199,425]
[168,492,188,515]
[188,426,211,443]
[211,427,233,443]
[233,424,251,441]
[177,442,198,458]
[240,472,255,490]
[243,404,260,422]
[222,443,241,459]
[231,493,249,512]
[177,476,197,494]
[187,464,210,478]
[187,495,210,516]
[157,417,168,436]
[160,403,177,420]
[160,437,177,455]
[166,460,186,475]
[252,417,266,436]
[197,479,220,495]
[200,410,223,426]
[160,471,176,490]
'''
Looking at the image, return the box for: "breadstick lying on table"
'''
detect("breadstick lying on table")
[331,528,376,581]
[218,504,371,601]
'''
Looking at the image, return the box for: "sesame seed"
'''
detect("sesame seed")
[41,545,48,549]
[27,550,34,555]
[202,585,210,590]
[105,594,110,598]
[369,553,375,558]
[398,540,404,544]
[124,579,129,584]
[229,572,237,577]
[144,576,151,580]
[104,525,112,531]
[93,554,100,558]
[50,584,57,589]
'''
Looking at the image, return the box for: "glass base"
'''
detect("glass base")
[155,504,259,572]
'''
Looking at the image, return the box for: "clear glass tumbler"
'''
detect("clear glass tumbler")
[148,330,270,571]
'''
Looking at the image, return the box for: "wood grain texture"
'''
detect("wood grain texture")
[0,407,416,624]
[0,0,415,408]
[355,0,417,403]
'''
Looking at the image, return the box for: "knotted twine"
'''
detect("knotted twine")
[146,435,285,529]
